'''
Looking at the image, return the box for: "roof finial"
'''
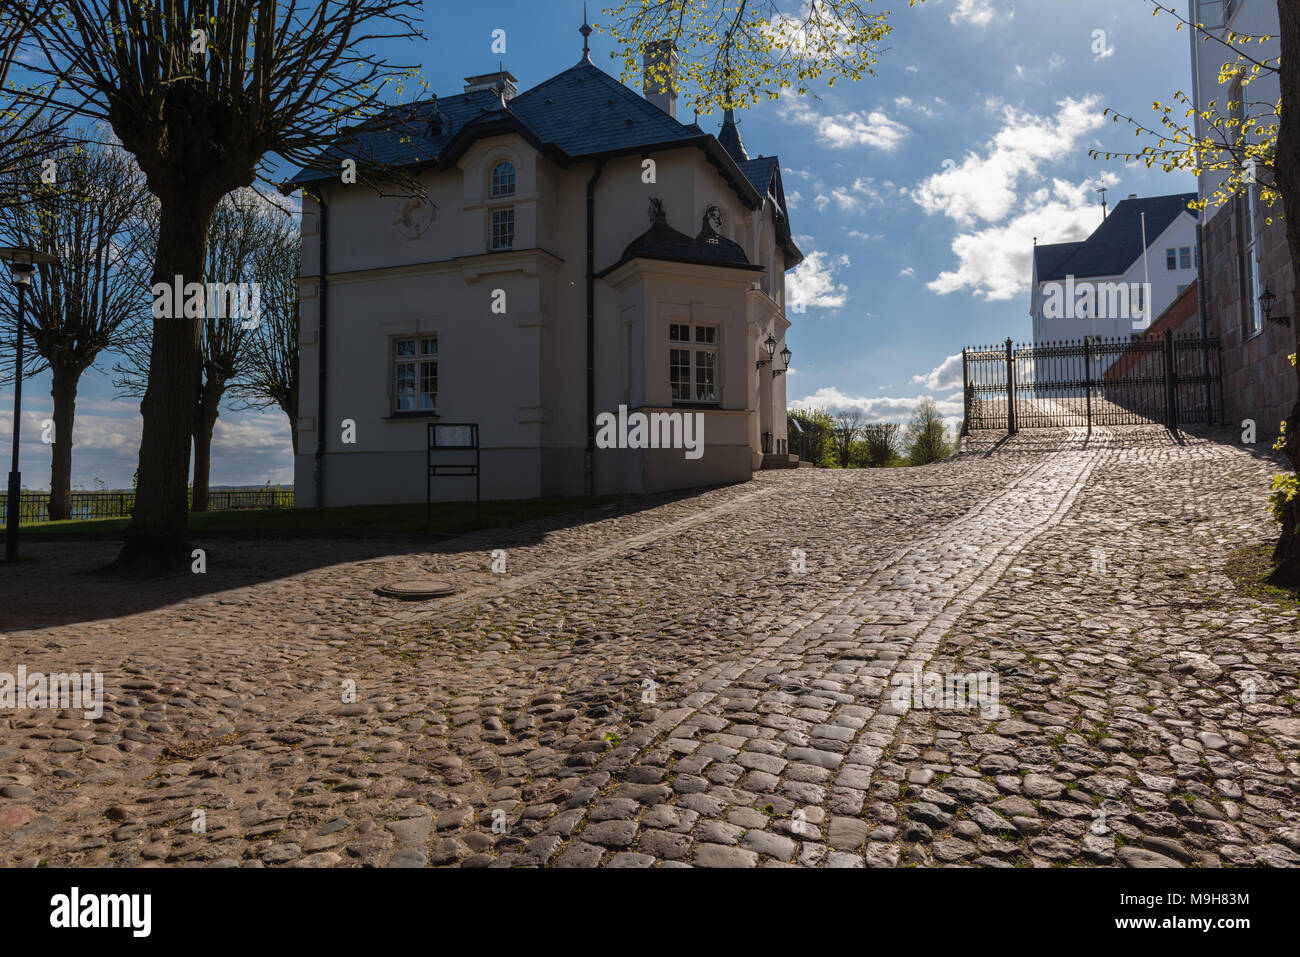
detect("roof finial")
[580,4,592,60]
[718,54,749,163]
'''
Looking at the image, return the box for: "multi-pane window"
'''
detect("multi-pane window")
[1167,246,1193,270]
[1166,248,1177,270]
[490,161,516,197]
[669,323,719,404]
[394,336,438,412]
[491,208,515,250]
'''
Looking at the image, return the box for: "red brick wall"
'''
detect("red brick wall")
[1100,283,1200,387]
[1202,193,1298,435]
[1147,280,1201,338]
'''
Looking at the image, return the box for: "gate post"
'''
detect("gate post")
[961,348,970,437]
[1005,337,1017,435]
[1217,341,1226,426]
[1163,329,1178,432]
[1083,337,1094,435]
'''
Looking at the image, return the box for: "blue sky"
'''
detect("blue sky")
[1,0,1198,490]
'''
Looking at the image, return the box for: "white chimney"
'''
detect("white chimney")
[1128,193,1138,200]
[643,40,678,118]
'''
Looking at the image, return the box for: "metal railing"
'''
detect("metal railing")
[0,487,295,526]
[962,332,1223,435]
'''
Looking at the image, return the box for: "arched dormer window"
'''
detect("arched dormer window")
[490,161,516,198]
[487,158,517,251]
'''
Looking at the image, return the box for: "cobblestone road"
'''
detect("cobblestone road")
[2,427,1297,867]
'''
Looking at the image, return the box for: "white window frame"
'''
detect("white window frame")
[668,322,721,405]
[392,335,438,414]
[1166,248,1178,271]
[490,161,516,198]
[490,207,515,251]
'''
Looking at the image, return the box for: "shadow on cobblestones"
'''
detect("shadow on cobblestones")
[0,485,744,631]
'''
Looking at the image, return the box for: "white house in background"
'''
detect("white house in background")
[1030,192,1199,363]
[286,21,803,508]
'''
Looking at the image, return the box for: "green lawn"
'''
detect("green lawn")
[20,496,619,540]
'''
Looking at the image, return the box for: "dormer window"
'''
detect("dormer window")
[490,161,516,197]
[487,160,517,251]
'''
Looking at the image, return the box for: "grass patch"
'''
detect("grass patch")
[20,496,620,541]
[1225,544,1300,610]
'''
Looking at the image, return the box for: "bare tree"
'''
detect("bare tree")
[0,123,151,520]
[0,2,57,211]
[832,409,864,469]
[117,189,281,511]
[861,423,900,469]
[235,210,299,456]
[27,0,424,566]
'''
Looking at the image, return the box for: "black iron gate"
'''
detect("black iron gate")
[962,331,1223,434]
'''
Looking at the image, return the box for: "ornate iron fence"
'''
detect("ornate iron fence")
[0,487,295,526]
[962,332,1223,434]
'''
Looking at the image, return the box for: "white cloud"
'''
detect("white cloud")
[847,229,885,241]
[911,95,1106,228]
[899,267,916,277]
[779,98,910,152]
[0,396,293,491]
[912,354,964,391]
[790,386,963,423]
[893,95,946,119]
[926,176,1116,301]
[828,177,886,213]
[788,250,851,311]
[787,190,803,209]
[950,0,1006,28]
[951,0,1008,27]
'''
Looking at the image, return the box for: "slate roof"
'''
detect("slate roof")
[598,204,762,276]
[1033,241,1084,281]
[718,109,748,164]
[1037,193,1197,282]
[286,54,803,266]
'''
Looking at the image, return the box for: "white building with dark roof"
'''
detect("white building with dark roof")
[1030,192,1199,349]
[287,21,803,507]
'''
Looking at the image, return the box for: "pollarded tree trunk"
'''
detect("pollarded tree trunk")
[1269,0,1300,586]
[47,366,79,522]
[191,378,225,513]
[283,383,299,457]
[119,193,215,568]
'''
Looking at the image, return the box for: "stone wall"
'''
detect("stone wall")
[1201,194,1298,435]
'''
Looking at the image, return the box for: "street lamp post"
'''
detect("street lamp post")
[1,246,57,563]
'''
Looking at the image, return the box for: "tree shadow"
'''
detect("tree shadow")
[0,484,739,632]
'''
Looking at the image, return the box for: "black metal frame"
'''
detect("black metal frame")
[961,333,1224,435]
[427,423,481,527]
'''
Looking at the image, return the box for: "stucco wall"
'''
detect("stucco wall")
[294,129,793,507]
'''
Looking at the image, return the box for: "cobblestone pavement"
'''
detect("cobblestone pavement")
[2,427,1297,868]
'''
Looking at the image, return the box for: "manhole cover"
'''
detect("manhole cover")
[375,579,458,601]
